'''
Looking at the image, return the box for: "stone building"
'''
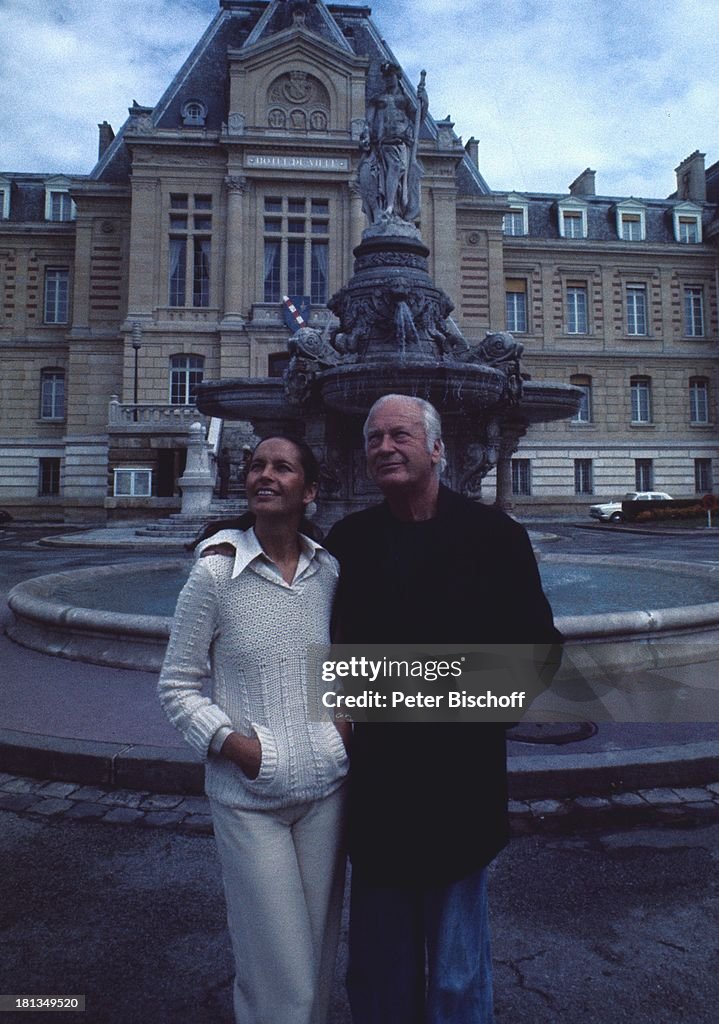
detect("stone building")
[1,0,717,521]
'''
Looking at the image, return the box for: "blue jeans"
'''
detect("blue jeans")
[347,866,494,1024]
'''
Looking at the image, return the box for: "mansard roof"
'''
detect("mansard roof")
[0,172,89,223]
[91,0,488,195]
[503,191,717,244]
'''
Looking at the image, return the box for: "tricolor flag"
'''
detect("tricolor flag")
[282,295,311,333]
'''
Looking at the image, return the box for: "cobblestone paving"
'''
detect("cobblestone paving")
[2,770,719,834]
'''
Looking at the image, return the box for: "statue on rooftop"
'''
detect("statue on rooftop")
[357,63,428,227]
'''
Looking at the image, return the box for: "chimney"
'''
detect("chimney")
[569,168,596,196]
[675,151,706,202]
[464,137,479,167]
[98,121,115,159]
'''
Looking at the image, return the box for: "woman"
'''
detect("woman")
[158,436,348,1024]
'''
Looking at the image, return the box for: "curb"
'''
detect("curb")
[2,727,718,802]
[1,767,718,838]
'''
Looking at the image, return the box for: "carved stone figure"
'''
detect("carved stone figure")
[458,420,501,498]
[475,330,525,367]
[285,326,347,405]
[473,331,524,404]
[358,64,427,226]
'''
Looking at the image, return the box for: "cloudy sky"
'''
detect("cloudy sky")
[2,0,717,199]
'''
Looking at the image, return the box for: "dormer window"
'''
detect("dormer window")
[181,100,207,127]
[557,198,588,239]
[673,201,702,243]
[503,195,529,236]
[615,200,646,241]
[44,178,76,222]
[0,177,10,219]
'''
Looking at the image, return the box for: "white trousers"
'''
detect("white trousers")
[210,786,346,1024]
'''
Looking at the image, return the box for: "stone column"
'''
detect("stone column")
[223,175,249,323]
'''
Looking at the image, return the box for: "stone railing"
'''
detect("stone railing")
[108,396,205,430]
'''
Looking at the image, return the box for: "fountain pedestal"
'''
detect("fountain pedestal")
[178,421,215,516]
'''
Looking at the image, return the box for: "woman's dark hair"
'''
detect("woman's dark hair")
[187,435,323,550]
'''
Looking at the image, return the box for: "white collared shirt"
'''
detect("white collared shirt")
[196,526,335,589]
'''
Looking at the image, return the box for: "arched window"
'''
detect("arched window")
[181,100,207,127]
[169,355,204,406]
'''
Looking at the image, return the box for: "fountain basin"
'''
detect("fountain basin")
[196,378,300,423]
[318,361,507,416]
[6,555,719,673]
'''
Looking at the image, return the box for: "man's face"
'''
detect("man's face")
[365,400,441,496]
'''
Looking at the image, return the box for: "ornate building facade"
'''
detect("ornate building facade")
[1,0,717,521]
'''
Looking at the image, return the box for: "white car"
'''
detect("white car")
[589,491,673,523]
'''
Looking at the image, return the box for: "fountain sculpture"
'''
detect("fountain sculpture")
[222,68,582,517]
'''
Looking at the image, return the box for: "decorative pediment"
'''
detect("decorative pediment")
[227,33,368,137]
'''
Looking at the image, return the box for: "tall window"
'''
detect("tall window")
[570,374,592,423]
[630,376,652,424]
[505,279,527,333]
[695,459,713,494]
[690,378,710,424]
[263,197,329,305]
[168,194,212,307]
[40,369,65,420]
[677,216,699,243]
[38,458,61,496]
[566,284,588,334]
[574,459,593,495]
[511,459,531,496]
[635,459,653,491]
[562,211,584,238]
[44,267,69,324]
[503,209,525,236]
[620,213,642,240]
[684,286,705,337]
[47,190,75,222]
[626,285,647,336]
[170,355,204,406]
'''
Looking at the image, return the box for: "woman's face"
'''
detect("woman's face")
[245,438,318,521]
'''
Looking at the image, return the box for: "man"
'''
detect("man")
[324,394,562,1024]
[216,447,232,499]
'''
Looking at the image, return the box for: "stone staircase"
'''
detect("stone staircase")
[134,498,249,542]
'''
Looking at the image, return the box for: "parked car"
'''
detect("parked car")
[589,492,673,523]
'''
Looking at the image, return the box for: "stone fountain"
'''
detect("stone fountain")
[197,64,581,523]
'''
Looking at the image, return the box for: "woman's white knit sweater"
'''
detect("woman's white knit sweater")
[158,529,348,810]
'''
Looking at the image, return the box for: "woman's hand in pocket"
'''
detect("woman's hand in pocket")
[220,731,262,780]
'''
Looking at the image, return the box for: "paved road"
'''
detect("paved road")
[535,518,719,563]
[1,809,718,1023]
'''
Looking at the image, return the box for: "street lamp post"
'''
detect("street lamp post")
[131,323,142,422]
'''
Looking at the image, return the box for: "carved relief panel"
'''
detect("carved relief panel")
[266,71,330,133]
